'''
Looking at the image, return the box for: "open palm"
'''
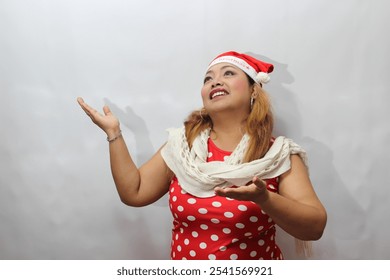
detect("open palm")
[77,97,120,134]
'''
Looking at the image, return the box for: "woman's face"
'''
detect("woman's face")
[201,63,253,115]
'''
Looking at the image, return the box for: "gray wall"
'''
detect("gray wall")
[1,0,389,259]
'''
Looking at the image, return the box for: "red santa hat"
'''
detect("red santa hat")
[207,51,274,85]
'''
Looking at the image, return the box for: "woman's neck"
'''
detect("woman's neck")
[210,119,246,152]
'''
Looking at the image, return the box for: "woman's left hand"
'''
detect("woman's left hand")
[214,176,269,204]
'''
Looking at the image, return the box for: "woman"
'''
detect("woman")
[77,51,327,260]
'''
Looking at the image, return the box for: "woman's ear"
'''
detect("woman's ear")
[251,84,260,98]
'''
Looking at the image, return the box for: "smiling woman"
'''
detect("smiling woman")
[77,51,327,260]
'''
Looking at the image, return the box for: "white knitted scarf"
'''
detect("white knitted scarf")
[160,126,308,198]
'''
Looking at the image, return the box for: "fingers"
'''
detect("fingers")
[77,97,102,119]
[77,97,121,135]
[213,186,227,197]
[103,105,112,116]
[77,97,113,117]
[77,97,93,113]
[77,97,92,114]
[214,185,254,200]
[77,97,106,130]
[252,176,266,191]
[214,177,268,202]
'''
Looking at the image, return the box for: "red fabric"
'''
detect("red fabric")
[169,138,283,260]
[211,51,274,74]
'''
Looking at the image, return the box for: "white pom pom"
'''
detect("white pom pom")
[256,72,271,84]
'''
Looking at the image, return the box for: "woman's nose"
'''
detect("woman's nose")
[211,78,223,88]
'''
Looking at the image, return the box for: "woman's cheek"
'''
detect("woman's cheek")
[233,79,249,92]
[200,88,209,101]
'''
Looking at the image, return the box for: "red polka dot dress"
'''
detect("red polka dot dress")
[169,138,283,260]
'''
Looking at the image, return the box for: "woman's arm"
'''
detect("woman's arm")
[256,155,327,240]
[77,97,173,207]
[108,136,173,207]
[214,155,327,240]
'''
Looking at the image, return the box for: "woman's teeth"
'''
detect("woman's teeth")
[211,91,227,99]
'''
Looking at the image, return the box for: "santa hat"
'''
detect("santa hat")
[207,51,274,85]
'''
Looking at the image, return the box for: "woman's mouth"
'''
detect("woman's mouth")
[209,89,229,100]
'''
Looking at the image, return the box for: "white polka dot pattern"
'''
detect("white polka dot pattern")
[168,138,283,260]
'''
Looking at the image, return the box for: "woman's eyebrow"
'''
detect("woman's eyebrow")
[205,65,237,76]
[220,65,237,70]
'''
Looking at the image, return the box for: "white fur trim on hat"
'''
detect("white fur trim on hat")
[256,72,271,84]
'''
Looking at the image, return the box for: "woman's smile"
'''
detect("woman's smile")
[209,88,229,100]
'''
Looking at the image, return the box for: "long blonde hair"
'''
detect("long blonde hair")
[184,77,274,162]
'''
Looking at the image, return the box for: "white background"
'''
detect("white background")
[1,0,389,260]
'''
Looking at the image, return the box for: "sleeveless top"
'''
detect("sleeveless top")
[169,138,283,260]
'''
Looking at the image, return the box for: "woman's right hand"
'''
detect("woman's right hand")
[77,97,121,138]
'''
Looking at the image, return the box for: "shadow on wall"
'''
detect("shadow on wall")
[100,99,171,259]
[103,98,169,209]
[104,98,155,166]
[249,52,366,259]
[299,137,367,259]
[113,206,171,259]
[247,52,300,138]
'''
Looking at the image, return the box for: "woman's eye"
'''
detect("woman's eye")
[203,76,212,84]
[224,70,235,76]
